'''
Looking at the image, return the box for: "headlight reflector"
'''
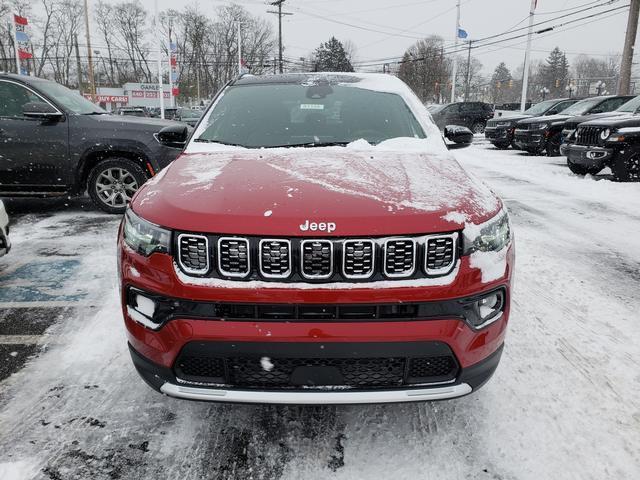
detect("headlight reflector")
[533,123,548,130]
[123,209,171,256]
[463,210,511,255]
[496,121,512,127]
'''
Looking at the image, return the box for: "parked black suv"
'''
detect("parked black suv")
[513,95,634,156]
[565,116,640,181]
[485,98,578,149]
[0,74,187,213]
[560,95,640,155]
[428,102,494,133]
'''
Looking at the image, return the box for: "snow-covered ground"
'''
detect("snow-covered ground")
[0,141,639,479]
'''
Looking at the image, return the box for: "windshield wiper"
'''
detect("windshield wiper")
[82,111,106,115]
[193,138,245,147]
[268,141,352,148]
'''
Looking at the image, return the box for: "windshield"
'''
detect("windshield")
[559,98,602,116]
[34,80,105,115]
[524,99,561,116]
[615,95,640,113]
[195,83,425,148]
[427,104,446,113]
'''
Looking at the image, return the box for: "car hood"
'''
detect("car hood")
[517,114,570,126]
[487,114,530,126]
[580,114,640,128]
[88,113,182,131]
[131,148,501,237]
[564,111,632,126]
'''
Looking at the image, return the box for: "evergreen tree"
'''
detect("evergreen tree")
[490,62,512,104]
[313,37,354,72]
[541,47,570,97]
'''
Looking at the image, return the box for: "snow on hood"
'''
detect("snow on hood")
[132,143,501,236]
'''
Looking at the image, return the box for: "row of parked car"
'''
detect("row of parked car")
[113,106,203,127]
[484,94,640,181]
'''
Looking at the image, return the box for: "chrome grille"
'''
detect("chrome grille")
[343,240,375,279]
[178,234,209,274]
[218,237,250,277]
[425,234,456,275]
[259,239,292,278]
[301,240,333,279]
[576,126,606,146]
[384,239,416,277]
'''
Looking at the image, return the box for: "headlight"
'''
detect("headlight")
[496,121,512,127]
[463,210,511,255]
[123,209,171,256]
[533,123,548,130]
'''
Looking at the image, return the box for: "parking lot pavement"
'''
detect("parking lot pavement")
[0,148,639,480]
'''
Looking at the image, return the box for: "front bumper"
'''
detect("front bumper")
[485,126,513,144]
[120,240,514,404]
[513,129,546,150]
[566,144,614,169]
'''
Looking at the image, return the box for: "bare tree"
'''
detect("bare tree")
[398,36,451,103]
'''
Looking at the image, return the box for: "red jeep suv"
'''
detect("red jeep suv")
[118,73,514,404]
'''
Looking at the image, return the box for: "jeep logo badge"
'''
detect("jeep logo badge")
[300,220,336,233]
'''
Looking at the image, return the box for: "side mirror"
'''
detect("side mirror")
[22,101,63,120]
[444,125,473,149]
[156,124,189,148]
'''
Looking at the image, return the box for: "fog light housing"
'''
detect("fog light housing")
[126,290,161,330]
[462,289,506,329]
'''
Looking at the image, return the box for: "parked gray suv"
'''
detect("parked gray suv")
[0,74,187,213]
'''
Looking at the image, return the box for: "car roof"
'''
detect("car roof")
[0,73,56,86]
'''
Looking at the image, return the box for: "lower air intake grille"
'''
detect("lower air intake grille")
[178,235,209,274]
[408,356,458,380]
[259,240,291,278]
[301,240,333,279]
[343,240,374,278]
[384,239,415,277]
[426,235,456,274]
[175,356,225,382]
[218,238,250,277]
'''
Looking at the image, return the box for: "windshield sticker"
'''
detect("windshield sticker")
[300,104,324,110]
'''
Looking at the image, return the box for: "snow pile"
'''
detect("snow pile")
[0,460,39,480]
[469,248,508,283]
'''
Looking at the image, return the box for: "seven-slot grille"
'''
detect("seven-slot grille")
[178,234,209,274]
[343,240,375,278]
[218,238,250,277]
[176,234,459,282]
[425,234,456,274]
[301,240,333,279]
[576,126,607,146]
[259,240,292,278]
[384,239,416,277]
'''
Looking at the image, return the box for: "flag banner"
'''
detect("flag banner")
[14,14,28,26]
[170,72,179,82]
[18,49,33,60]
[171,87,179,97]
[458,28,468,39]
[20,67,28,75]
[170,42,177,52]
[170,57,177,67]
[15,31,29,43]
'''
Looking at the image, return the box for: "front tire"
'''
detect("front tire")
[471,122,485,134]
[612,152,640,182]
[546,133,562,157]
[87,158,148,214]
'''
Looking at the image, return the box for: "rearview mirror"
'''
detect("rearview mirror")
[444,125,473,149]
[22,101,63,120]
[156,124,189,148]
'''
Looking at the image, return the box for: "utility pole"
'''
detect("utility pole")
[154,0,165,119]
[618,0,640,94]
[74,34,83,93]
[237,21,242,75]
[520,0,537,112]
[9,19,20,74]
[83,0,96,101]
[464,40,473,102]
[268,1,293,73]
[450,0,461,102]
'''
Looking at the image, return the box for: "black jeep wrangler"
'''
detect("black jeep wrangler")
[0,74,188,213]
[565,116,640,181]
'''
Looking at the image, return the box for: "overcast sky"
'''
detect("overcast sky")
[114,0,632,74]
